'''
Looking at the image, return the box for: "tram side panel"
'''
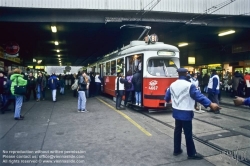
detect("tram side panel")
[143,78,177,108]
[103,76,116,97]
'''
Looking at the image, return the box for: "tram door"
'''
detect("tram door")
[125,54,143,105]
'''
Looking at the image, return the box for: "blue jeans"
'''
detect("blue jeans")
[85,89,89,98]
[135,91,141,104]
[14,96,23,118]
[174,119,196,157]
[60,87,65,94]
[36,85,41,99]
[78,91,86,110]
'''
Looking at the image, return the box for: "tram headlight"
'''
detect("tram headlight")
[158,51,175,56]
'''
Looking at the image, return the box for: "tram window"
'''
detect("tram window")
[147,58,178,77]
[111,60,116,76]
[117,58,124,74]
[126,54,143,75]
[106,62,110,75]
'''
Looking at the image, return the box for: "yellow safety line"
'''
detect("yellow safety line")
[96,97,152,137]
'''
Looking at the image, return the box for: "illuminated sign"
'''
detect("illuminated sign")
[188,57,195,65]
[5,41,20,55]
[158,51,175,56]
[149,34,158,44]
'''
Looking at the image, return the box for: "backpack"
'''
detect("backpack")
[71,79,78,90]
[125,82,132,89]
[125,76,133,89]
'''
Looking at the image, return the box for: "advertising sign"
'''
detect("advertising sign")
[5,42,20,56]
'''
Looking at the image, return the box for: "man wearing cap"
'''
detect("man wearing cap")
[164,68,220,160]
[207,69,220,114]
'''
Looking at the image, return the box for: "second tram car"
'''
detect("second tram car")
[89,34,180,110]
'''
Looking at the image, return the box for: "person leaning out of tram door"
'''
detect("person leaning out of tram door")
[207,69,221,114]
[132,67,142,106]
[165,68,221,160]
[190,73,199,110]
[10,68,28,120]
[26,72,36,101]
[36,72,47,101]
[115,72,127,110]
[124,70,135,107]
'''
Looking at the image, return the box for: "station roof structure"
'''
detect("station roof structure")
[0,6,250,66]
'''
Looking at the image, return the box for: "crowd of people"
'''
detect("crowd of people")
[191,70,250,99]
[0,69,104,119]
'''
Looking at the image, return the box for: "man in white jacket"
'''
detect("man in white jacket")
[115,72,127,110]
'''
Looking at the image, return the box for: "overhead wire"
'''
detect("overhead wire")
[167,0,237,34]
[128,0,162,23]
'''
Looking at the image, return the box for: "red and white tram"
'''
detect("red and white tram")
[89,30,180,110]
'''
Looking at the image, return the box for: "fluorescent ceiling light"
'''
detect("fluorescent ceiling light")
[57,50,60,52]
[57,55,60,57]
[218,30,235,36]
[55,41,59,45]
[178,43,188,47]
[51,26,57,33]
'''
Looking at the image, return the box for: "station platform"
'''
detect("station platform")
[0,90,249,166]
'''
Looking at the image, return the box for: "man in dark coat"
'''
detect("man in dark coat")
[26,72,36,101]
[132,69,142,106]
[0,71,7,110]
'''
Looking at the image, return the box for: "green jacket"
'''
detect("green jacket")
[10,74,28,96]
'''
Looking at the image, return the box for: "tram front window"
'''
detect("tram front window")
[147,58,179,77]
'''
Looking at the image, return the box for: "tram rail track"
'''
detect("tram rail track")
[101,94,250,165]
[138,109,250,166]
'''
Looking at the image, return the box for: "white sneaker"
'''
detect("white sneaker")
[81,109,88,113]
[77,110,81,112]
[139,103,141,106]
[136,103,138,105]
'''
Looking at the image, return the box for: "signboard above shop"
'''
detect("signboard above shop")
[5,41,20,56]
